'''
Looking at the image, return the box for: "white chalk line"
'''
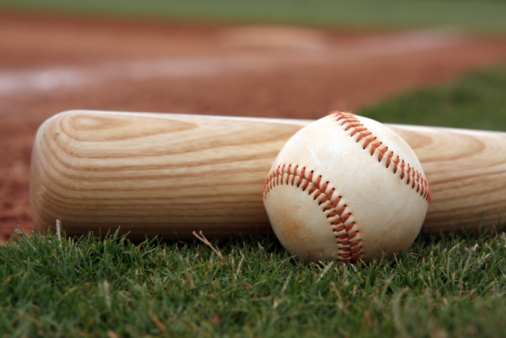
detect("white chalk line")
[0,31,464,97]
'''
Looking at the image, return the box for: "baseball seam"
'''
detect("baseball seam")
[264,112,431,263]
[263,164,363,263]
[332,111,431,202]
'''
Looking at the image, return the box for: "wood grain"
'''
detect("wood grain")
[30,110,506,239]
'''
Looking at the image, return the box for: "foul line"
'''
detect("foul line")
[0,31,464,96]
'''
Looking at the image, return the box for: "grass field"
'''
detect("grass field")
[359,65,506,131]
[1,0,506,33]
[1,65,506,336]
[0,227,505,337]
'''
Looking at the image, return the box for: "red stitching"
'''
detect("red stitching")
[263,112,430,263]
[263,165,363,263]
[331,112,431,202]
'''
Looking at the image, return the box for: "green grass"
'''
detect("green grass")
[1,228,505,337]
[359,65,506,131]
[1,0,506,34]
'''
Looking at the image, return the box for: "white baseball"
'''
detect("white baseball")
[263,112,431,263]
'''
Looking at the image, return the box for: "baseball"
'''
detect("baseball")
[263,112,431,263]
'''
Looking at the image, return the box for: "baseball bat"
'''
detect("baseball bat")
[30,110,506,240]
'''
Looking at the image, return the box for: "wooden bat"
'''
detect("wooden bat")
[30,110,506,240]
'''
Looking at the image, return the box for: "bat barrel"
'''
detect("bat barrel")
[30,110,302,239]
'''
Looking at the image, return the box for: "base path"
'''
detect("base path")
[1,12,506,241]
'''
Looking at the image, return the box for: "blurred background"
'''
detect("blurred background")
[1,0,506,119]
[1,0,506,240]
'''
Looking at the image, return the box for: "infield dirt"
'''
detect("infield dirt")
[1,12,506,241]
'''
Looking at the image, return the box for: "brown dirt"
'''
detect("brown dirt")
[1,12,506,242]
